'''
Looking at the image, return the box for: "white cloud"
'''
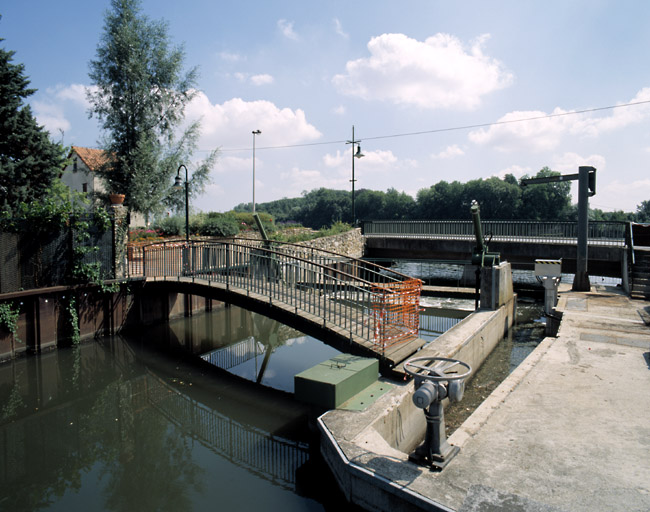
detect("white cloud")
[323,147,406,181]
[469,88,650,152]
[432,144,464,159]
[332,105,346,115]
[32,101,70,134]
[250,74,274,86]
[552,152,606,174]
[333,18,348,39]
[31,83,93,135]
[278,19,299,41]
[332,33,513,110]
[184,93,322,149]
[219,51,242,62]
[492,164,531,180]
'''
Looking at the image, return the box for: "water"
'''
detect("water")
[0,320,355,511]
[444,300,546,433]
[381,260,622,287]
[0,300,522,511]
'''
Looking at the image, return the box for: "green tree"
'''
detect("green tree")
[88,0,216,222]
[518,167,572,220]
[298,188,350,228]
[636,200,650,222]
[0,39,66,213]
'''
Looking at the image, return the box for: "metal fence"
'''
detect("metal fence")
[0,215,114,294]
[361,220,627,246]
[139,239,422,354]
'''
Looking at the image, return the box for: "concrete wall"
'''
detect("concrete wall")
[294,228,364,259]
[318,263,517,508]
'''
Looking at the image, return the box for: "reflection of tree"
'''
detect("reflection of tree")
[99,396,204,512]
[0,348,203,512]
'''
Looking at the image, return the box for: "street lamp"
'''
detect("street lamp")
[346,125,364,225]
[252,130,262,213]
[174,164,189,245]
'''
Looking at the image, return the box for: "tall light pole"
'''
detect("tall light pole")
[174,164,189,245]
[346,125,364,225]
[252,130,261,213]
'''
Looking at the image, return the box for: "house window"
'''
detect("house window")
[82,183,88,193]
[73,159,78,172]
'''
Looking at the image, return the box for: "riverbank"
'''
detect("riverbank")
[318,284,650,511]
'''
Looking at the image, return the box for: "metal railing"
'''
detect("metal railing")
[137,239,422,354]
[362,220,627,246]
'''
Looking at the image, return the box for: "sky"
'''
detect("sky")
[2,1,650,214]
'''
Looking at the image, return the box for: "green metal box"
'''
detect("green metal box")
[294,354,379,409]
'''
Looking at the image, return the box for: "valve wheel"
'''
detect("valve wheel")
[404,356,472,382]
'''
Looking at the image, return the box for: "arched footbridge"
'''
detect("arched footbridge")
[130,239,425,369]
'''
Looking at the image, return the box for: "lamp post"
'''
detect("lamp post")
[346,125,364,225]
[174,164,189,245]
[252,130,261,213]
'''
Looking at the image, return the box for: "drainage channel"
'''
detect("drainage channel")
[444,300,546,435]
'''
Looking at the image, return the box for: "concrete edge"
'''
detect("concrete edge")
[317,414,455,512]
[447,336,556,448]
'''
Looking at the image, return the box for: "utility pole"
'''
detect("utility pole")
[346,126,364,225]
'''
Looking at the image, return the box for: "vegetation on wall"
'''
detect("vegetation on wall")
[0,302,21,344]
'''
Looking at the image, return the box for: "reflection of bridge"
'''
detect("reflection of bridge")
[142,370,308,490]
[130,239,425,368]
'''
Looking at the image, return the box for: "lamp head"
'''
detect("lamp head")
[174,174,183,189]
[354,145,364,158]
[252,129,262,135]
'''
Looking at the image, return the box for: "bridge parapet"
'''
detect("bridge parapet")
[135,239,423,358]
[362,220,626,246]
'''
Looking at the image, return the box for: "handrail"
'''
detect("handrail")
[138,240,422,352]
[361,220,627,245]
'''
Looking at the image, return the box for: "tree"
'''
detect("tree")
[518,167,572,220]
[0,39,66,213]
[88,0,216,222]
[636,200,650,223]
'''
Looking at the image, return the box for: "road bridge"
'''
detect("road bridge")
[362,219,628,278]
[131,239,426,372]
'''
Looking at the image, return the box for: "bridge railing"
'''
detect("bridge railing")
[361,220,627,245]
[140,240,422,354]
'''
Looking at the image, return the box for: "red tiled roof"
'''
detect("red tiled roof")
[71,146,110,171]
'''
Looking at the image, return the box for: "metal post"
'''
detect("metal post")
[573,166,592,291]
[252,130,261,213]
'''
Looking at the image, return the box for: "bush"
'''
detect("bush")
[154,216,184,236]
[231,211,276,234]
[198,214,240,237]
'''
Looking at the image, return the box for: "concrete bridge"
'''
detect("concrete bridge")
[362,219,629,278]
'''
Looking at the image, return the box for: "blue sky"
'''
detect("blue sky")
[3,1,650,213]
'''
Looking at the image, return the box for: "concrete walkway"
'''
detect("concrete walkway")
[320,284,650,511]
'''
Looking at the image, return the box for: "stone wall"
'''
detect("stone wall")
[294,228,364,258]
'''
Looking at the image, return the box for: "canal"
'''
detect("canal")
[0,297,541,511]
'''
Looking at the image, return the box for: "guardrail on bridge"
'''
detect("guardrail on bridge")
[131,239,423,356]
[361,220,627,246]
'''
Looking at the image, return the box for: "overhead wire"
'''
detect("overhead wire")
[215,98,650,153]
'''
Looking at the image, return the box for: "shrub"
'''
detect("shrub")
[198,214,240,237]
[155,216,184,236]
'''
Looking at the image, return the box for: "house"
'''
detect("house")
[61,146,145,226]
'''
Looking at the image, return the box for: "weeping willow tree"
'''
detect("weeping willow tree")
[88,0,217,223]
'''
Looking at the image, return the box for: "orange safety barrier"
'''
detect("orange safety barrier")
[371,278,422,350]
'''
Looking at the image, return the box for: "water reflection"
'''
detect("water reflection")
[0,338,336,511]
[142,306,342,393]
